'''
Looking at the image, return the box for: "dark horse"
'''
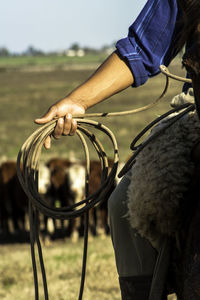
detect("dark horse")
[168,1,200,299]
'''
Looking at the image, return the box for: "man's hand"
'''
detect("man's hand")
[35,97,85,149]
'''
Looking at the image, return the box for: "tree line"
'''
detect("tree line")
[0,42,116,57]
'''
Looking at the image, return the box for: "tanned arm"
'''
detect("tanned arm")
[35,51,134,148]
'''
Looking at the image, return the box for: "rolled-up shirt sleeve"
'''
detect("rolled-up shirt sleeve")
[116,0,181,87]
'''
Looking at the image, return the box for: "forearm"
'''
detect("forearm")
[67,51,134,110]
[35,51,134,148]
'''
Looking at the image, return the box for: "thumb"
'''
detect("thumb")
[35,106,58,124]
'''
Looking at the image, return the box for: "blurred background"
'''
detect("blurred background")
[0,1,181,299]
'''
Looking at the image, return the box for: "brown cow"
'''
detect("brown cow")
[44,158,76,239]
[44,158,116,240]
[0,161,28,236]
[88,159,116,236]
[65,158,117,238]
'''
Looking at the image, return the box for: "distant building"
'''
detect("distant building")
[66,49,76,57]
[76,49,85,57]
[65,49,85,57]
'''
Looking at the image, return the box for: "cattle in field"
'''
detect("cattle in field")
[0,161,52,240]
[38,163,51,195]
[66,161,86,240]
[65,158,117,237]
[87,159,117,236]
[0,157,118,242]
[44,157,117,240]
[43,158,84,240]
[44,158,91,241]
[68,158,117,237]
[0,161,28,235]
[46,158,72,171]
[43,158,76,239]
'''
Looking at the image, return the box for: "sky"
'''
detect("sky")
[0,0,146,53]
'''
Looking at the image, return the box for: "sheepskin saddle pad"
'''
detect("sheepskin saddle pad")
[127,90,200,249]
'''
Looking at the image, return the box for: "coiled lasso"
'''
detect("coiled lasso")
[17,65,193,300]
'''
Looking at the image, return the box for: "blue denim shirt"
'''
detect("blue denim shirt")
[116,0,183,87]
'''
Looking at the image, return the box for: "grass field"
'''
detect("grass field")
[0,236,121,300]
[0,236,176,300]
[0,56,184,299]
[0,56,186,163]
[0,55,107,71]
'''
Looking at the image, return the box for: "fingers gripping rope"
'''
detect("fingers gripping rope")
[17,65,192,300]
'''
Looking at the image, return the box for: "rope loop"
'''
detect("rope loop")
[17,119,119,219]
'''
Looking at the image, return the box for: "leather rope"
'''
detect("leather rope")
[17,65,193,300]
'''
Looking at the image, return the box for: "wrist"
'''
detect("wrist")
[58,94,87,113]
[66,89,95,111]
